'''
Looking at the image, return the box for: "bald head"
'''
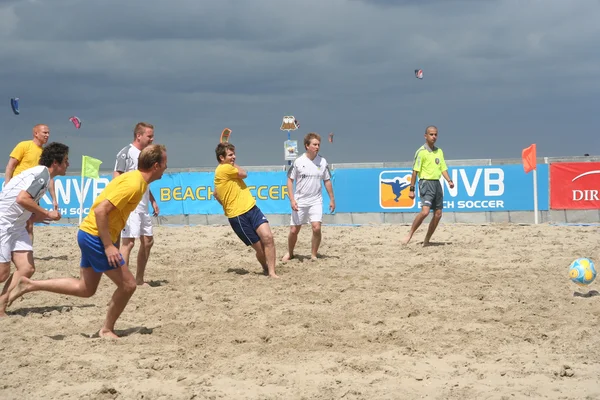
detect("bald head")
[424,125,438,148]
[32,124,50,146]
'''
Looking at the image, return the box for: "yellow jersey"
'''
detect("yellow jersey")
[80,170,148,243]
[10,141,43,177]
[214,163,256,218]
[412,145,448,180]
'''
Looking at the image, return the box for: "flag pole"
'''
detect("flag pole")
[79,158,85,225]
[533,168,539,224]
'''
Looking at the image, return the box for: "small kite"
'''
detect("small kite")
[220,128,232,143]
[415,69,423,79]
[69,116,82,129]
[10,98,19,115]
[328,132,334,143]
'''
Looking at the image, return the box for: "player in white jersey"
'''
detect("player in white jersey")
[282,133,335,262]
[0,142,69,316]
[113,122,159,287]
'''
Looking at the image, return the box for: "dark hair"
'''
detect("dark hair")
[39,142,69,167]
[215,142,235,162]
[139,144,166,170]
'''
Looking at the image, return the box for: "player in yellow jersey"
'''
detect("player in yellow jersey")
[4,124,59,243]
[403,126,454,245]
[8,145,168,339]
[214,143,279,278]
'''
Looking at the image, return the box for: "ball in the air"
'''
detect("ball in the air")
[569,258,596,286]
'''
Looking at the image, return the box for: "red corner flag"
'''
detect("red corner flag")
[522,144,537,174]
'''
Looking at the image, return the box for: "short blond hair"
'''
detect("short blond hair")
[139,144,166,170]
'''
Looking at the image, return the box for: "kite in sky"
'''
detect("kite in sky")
[69,116,82,129]
[10,98,19,115]
[415,69,423,79]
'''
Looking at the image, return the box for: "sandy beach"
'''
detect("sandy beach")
[1,223,599,399]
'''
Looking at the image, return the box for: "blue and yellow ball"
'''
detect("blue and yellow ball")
[569,258,596,286]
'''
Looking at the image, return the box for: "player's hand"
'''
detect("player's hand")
[329,200,336,213]
[104,244,124,268]
[408,192,415,200]
[152,201,160,217]
[47,210,61,221]
[448,180,455,189]
[290,199,298,211]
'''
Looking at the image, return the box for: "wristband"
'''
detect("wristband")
[409,186,415,192]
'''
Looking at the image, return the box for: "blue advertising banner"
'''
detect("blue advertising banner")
[336,164,549,212]
[0,163,549,216]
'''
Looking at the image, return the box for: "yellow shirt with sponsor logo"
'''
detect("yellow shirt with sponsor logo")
[10,140,43,177]
[412,145,448,180]
[79,170,148,243]
[214,163,256,218]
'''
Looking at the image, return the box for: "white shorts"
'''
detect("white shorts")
[0,228,33,263]
[121,212,153,239]
[290,204,323,226]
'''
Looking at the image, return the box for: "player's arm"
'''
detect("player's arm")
[324,179,335,213]
[409,170,418,198]
[232,164,247,179]
[49,178,58,210]
[149,190,160,216]
[112,170,124,179]
[93,199,123,268]
[441,170,454,188]
[287,176,298,211]
[4,157,19,183]
[16,191,60,222]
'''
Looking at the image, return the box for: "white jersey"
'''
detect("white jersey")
[114,144,149,213]
[287,153,331,207]
[0,165,51,232]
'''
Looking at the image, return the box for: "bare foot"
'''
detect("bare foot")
[7,277,31,307]
[136,282,151,287]
[99,329,120,339]
[281,253,294,262]
[422,241,431,247]
[268,273,280,279]
[401,235,412,245]
[0,311,8,318]
[311,255,318,261]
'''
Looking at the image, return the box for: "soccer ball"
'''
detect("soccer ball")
[568,258,597,286]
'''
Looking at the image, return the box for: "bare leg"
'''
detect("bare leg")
[254,223,279,278]
[0,251,35,317]
[120,238,136,268]
[310,222,322,260]
[282,225,301,262]
[252,241,269,275]
[100,266,137,338]
[423,209,443,246]
[8,266,103,307]
[26,219,34,245]
[402,206,431,244]
[136,236,154,286]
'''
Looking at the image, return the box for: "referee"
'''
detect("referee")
[403,126,454,245]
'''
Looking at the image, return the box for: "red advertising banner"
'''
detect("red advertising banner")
[550,162,600,209]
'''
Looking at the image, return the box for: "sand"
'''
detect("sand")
[1,222,599,399]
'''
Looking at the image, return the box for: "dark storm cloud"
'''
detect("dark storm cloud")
[1,0,600,168]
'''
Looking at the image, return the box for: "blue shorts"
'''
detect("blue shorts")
[228,206,269,246]
[78,230,124,273]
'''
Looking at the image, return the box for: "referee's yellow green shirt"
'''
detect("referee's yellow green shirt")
[412,145,448,180]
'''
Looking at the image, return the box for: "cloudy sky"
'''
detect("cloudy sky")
[1,0,599,169]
